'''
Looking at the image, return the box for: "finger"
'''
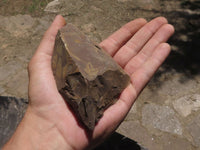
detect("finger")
[35,15,66,57]
[113,17,168,68]
[125,24,175,75]
[99,18,147,56]
[28,15,66,104]
[131,43,171,94]
[29,15,66,75]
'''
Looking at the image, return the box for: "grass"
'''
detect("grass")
[28,0,50,13]
[0,0,53,16]
[0,0,8,6]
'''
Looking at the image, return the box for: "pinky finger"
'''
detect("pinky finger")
[131,43,171,94]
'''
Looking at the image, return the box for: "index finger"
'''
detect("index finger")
[99,18,147,56]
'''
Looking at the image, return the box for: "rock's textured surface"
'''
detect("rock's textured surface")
[173,94,200,117]
[187,114,200,147]
[44,0,61,13]
[0,96,27,148]
[142,103,182,135]
[52,24,130,130]
[0,15,35,38]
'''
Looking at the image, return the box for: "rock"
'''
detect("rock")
[173,94,200,117]
[187,114,200,147]
[81,23,96,33]
[0,61,22,82]
[118,120,193,150]
[0,86,5,95]
[156,74,198,97]
[0,96,27,148]
[52,23,130,130]
[117,0,131,2]
[124,103,137,121]
[160,134,193,150]
[44,0,61,13]
[90,6,103,12]
[118,120,160,150]
[129,102,137,114]
[94,132,148,150]
[33,17,51,36]
[6,70,28,99]
[179,34,188,42]
[142,103,182,135]
[44,0,84,15]
[0,15,35,38]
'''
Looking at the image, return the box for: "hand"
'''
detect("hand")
[3,15,174,150]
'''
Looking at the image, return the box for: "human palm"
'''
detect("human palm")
[27,15,174,150]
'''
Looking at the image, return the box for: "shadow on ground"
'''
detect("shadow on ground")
[147,1,200,89]
[94,132,146,150]
[167,14,199,75]
[162,1,200,76]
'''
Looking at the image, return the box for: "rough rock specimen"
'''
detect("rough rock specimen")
[52,24,130,130]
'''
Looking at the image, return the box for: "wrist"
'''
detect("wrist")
[3,106,73,150]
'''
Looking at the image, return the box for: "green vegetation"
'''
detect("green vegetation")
[0,0,8,6]
[28,0,50,13]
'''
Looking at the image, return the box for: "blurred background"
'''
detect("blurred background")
[0,0,199,149]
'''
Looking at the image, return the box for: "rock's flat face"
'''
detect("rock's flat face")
[52,24,130,130]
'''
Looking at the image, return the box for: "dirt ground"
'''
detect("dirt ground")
[0,0,51,16]
[0,0,200,149]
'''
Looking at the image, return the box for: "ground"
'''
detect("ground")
[0,0,200,149]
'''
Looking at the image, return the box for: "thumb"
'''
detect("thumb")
[28,15,66,79]
[36,15,66,57]
[28,15,66,105]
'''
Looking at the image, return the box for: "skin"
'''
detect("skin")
[3,15,174,150]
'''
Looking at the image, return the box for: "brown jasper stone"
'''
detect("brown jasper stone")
[52,23,130,130]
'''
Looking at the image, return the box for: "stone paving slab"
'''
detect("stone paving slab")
[0,96,27,148]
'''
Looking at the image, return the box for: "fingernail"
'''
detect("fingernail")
[55,15,67,26]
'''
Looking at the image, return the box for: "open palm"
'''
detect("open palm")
[27,15,174,150]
